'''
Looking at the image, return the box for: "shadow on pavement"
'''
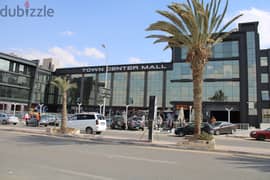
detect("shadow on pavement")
[217,154,270,172]
[12,134,110,146]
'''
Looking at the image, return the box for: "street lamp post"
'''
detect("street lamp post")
[13,103,17,116]
[189,105,192,122]
[125,105,130,130]
[98,104,103,114]
[225,107,233,123]
[39,104,44,115]
[102,44,108,117]
[77,103,82,113]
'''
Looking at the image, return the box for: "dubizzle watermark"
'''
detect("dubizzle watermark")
[0,0,55,18]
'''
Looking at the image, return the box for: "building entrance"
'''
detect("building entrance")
[210,111,240,123]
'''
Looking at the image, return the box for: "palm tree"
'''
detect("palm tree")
[146,0,242,136]
[51,77,77,133]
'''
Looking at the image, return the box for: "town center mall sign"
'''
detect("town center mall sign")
[55,63,173,75]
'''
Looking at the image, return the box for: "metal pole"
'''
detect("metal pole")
[13,103,16,116]
[225,107,233,123]
[39,104,44,115]
[125,105,129,130]
[189,106,192,122]
[102,44,108,117]
[77,103,82,113]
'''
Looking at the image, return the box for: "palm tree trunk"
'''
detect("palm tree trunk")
[192,63,204,136]
[61,91,67,132]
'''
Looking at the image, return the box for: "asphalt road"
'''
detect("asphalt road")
[0,131,270,180]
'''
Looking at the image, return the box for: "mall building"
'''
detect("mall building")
[0,53,52,114]
[0,22,269,127]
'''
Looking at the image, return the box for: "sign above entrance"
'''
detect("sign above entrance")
[55,63,173,75]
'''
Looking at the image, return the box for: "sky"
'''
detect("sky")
[0,0,270,68]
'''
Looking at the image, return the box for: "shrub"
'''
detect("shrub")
[198,132,214,141]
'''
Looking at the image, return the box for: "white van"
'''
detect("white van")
[67,112,107,134]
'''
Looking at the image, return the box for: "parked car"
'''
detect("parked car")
[0,113,19,125]
[211,121,237,135]
[26,117,39,127]
[250,128,270,141]
[7,116,19,125]
[175,122,214,137]
[110,115,126,130]
[67,112,106,134]
[127,116,145,130]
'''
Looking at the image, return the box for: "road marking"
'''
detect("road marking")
[107,154,177,165]
[42,166,116,180]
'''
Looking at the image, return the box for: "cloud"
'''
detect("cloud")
[83,48,105,59]
[60,30,75,36]
[4,46,108,68]
[48,47,82,67]
[128,57,143,64]
[233,8,270,49]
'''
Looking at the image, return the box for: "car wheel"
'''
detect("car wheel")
[13,123,17,125]
[85,127,93,134]
[257,135,265,141]
[178,131,185,137]
[215,130,220,135]
[96,132,101,135]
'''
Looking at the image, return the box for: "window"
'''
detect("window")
[0,58,10,71]
[260,57,268,66]
[262,91,270,101]
[261,74,269,83]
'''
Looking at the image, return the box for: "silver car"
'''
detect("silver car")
[0,113,19,125]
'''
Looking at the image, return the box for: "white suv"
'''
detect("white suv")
[67,112,107,134]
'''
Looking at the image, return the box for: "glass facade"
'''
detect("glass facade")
[0,58,10,71]
[83,74,97,106]
[205,61,239,79]
[247,32,257,115]
[260,57,268,66]
[0,85,30,102]
[129,72,145,107]
[0,71,31,87]
[33,71,50,104]
[112,72,127,106]
[262,90,269,101]
[261,73,269,83]
[68,74,82,105]
[181,41,239,59]
[204,82,239,102]
[98,73,112,106]
[147,71,163,107]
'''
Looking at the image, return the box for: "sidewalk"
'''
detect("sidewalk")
[0,126,269,157]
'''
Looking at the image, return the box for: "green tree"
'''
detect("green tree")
[146,0,242,136]
[209,89,227,101]
[51,77,77,132]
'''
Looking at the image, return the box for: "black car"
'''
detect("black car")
[175,123,214,137]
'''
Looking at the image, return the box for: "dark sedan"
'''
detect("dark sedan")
[175,123,214,137]
[211,121,237,135]
[250,128,270,141]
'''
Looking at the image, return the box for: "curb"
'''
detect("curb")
[0,127,269,158]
